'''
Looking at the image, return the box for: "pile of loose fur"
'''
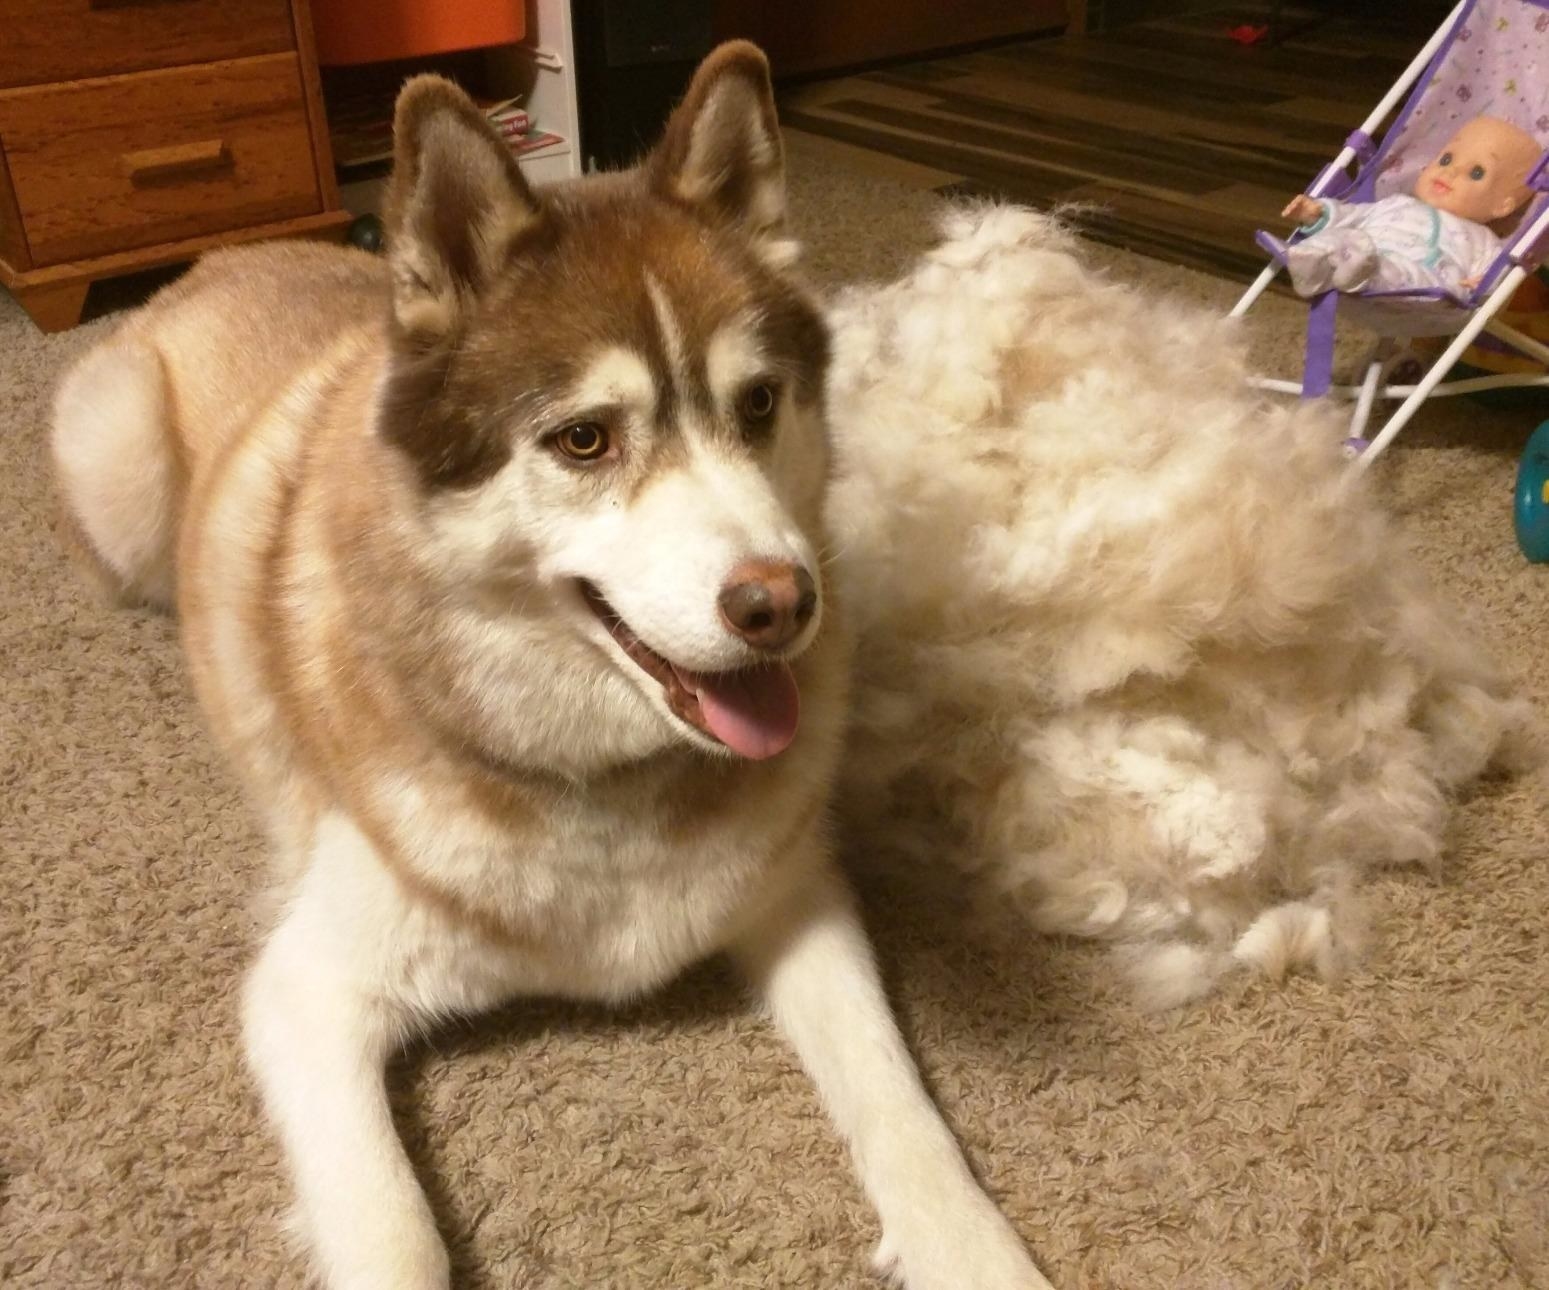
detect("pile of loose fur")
[828,205,1538,1006]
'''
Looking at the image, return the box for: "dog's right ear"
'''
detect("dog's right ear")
[385,75,542,341]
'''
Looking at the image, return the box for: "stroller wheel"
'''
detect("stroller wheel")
[1514,421,1549,562]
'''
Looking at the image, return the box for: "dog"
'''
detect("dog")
[50,43,1054,1290]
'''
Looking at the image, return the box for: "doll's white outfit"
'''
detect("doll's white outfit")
[1278,194,1503,300]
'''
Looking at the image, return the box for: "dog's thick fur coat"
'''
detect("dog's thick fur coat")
[51,47,1053,1290]
[828,205,1537,1007]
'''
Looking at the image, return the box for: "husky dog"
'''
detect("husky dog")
[51,43,1052,1290]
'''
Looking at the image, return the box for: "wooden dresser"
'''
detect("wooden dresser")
[0,0,352,331]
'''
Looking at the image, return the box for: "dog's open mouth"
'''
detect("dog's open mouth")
[578,580,801,760]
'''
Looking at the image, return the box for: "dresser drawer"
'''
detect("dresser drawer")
[0,54,321,266]
[0,0,294,90]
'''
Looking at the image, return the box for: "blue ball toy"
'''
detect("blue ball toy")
[1514,420,1549,562]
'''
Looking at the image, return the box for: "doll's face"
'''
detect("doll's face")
[1414,116,1538,223]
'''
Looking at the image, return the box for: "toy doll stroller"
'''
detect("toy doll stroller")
[1229,0,1549,473]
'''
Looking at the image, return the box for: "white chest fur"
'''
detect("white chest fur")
[349,767,817,1008]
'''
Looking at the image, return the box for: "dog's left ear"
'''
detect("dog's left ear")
[647,42,795,265]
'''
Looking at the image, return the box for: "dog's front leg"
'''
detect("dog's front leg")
[730,861,1056,1290]
[244,885,449,1290]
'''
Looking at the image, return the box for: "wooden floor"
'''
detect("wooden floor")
[780,4,1454,282]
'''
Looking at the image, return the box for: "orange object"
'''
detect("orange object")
[310,0,526,66]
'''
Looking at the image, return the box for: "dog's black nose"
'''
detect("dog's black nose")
[718,560,817,651]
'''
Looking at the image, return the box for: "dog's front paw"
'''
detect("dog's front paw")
[870,1214,1055,1290]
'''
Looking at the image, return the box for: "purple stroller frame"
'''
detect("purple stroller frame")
[1230,0,1549,468]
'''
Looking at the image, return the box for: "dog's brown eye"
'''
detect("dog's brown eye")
[555,423,609,461]
[742,382,778,424]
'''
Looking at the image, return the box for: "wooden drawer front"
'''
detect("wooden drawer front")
[0,54,321,266]
[0,0,294,90]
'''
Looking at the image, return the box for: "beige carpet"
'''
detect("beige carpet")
[4,135,1548,1289]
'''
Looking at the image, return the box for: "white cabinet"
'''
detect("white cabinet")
[487,0,583,186]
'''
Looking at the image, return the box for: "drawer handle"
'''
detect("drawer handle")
[123,140,233,186]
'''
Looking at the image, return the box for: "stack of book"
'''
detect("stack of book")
[482,95,563,159]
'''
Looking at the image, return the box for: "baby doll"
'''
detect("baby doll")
[1274,115,1540,301]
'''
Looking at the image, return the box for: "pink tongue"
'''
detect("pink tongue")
[680,662,801,760]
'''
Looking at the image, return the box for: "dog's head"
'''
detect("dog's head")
[375,44,830,766]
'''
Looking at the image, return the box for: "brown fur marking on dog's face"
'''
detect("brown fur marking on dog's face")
[377,344,514,490]
[377,179,828,492]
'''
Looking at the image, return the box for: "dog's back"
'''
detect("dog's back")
[51,242,386,607]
